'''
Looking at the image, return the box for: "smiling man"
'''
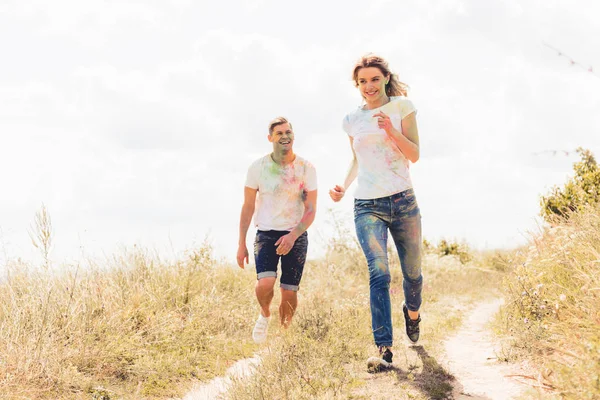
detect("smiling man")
[237,116,318,343]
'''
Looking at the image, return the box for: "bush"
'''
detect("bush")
[437,239,472,264]
[498,204,600,398]
[422,238,433,253]
[540,147,600,222]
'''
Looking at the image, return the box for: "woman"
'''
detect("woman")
[329,53,422,371]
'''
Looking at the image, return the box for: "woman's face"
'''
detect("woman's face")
[356,67,388,103]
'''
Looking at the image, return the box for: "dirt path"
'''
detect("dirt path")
[182,354,261,400]
[182,298,526,400]
[443,298,525,400]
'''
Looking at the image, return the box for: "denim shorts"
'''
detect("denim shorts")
[254,230,308,291]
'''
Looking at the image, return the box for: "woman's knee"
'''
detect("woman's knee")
[403,272,423,286]
[369,270,391,290]
[367,255,389,277]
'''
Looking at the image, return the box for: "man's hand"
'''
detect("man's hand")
[329,185,345,202]
[275,233,297,256]
[237,244,249,269]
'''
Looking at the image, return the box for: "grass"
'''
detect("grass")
[0,210,510,399]
[0,244,258,399]
[495,204,600,399]
[225,225,508,400]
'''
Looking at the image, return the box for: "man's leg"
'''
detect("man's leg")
[256,277,276,317]
[279,288,298,328]
[279,231,308,328]
[253,230,280,343]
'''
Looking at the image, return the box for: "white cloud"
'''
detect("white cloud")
[1,0,599,269]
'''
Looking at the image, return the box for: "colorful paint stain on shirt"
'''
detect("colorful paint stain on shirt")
[245,154,317,231]
[343,96,417,200]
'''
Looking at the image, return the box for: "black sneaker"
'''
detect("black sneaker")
[381,346,393,363]
[403,303,421,343]
[367,347,393,372]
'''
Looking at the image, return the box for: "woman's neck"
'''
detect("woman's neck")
[364,95,391,110]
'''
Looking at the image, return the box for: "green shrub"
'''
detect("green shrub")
[437,239,472,264]
[540,147,600,222]
[422,238,433,253]
[498,204,600,398]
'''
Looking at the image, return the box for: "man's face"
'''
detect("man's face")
[269,122,294,151]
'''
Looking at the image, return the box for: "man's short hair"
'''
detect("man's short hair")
[268,117,292,135]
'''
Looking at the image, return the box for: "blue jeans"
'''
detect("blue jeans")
[354,188,423,347]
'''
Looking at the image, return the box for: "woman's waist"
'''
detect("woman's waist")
[353,184,414,201]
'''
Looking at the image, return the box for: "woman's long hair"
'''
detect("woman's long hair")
[352,53,409,97]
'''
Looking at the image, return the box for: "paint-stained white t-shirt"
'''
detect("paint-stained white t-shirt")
[245,154,318,231]
[343,96,417,200]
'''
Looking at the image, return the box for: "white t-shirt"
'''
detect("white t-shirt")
[343,96,417,200]
[245,154,318,231]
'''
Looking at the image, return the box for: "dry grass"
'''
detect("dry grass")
[0,244,258,399]
[225,220,508,400]
[495,204,600,399]
[0,209,510,399]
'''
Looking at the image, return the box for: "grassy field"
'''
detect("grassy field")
[224,228,509,400]
[0,213,514,400]
[0,244,258,399]
[495,204,600,400]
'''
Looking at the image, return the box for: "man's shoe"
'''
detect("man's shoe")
[367,347,393,372]
[403,303,421,344]
[252,314,270,343]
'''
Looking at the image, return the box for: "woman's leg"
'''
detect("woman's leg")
[354,199,393,347]
[390,191,423,317]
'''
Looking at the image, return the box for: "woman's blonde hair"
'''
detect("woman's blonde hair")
[352,53,409,97]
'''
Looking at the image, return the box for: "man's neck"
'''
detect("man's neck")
[271,150,295,166]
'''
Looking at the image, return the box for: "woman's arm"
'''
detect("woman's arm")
[374,111,420,163]
[329,136,357,202]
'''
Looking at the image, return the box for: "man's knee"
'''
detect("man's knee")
[280,288,298,299]
[256,276,276,292]
[280,288,298,308]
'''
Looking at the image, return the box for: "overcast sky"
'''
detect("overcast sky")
[1,0,599,268]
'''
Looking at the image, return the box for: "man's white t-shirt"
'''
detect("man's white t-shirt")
[245,154,318,231]
[342,96,417,200]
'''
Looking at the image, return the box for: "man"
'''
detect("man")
[237,116,318,343]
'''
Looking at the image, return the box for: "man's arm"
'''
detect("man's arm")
[237,186,257,268]
[290,189,317,239]
[275,189,317,256]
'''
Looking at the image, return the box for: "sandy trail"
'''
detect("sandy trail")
[182,298,528,399]
[182,354,261,400]
[443,299,525,400]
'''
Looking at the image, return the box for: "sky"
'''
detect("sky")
[1,0,599,268]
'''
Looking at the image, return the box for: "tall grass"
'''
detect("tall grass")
[0,209,509,399]
[226,220,508,400]
[497,204,600,399]
[0,244,258,399]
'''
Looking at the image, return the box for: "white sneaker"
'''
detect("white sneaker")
[252,314,270,343]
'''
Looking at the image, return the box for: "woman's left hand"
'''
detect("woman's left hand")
[373,111,394,135]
